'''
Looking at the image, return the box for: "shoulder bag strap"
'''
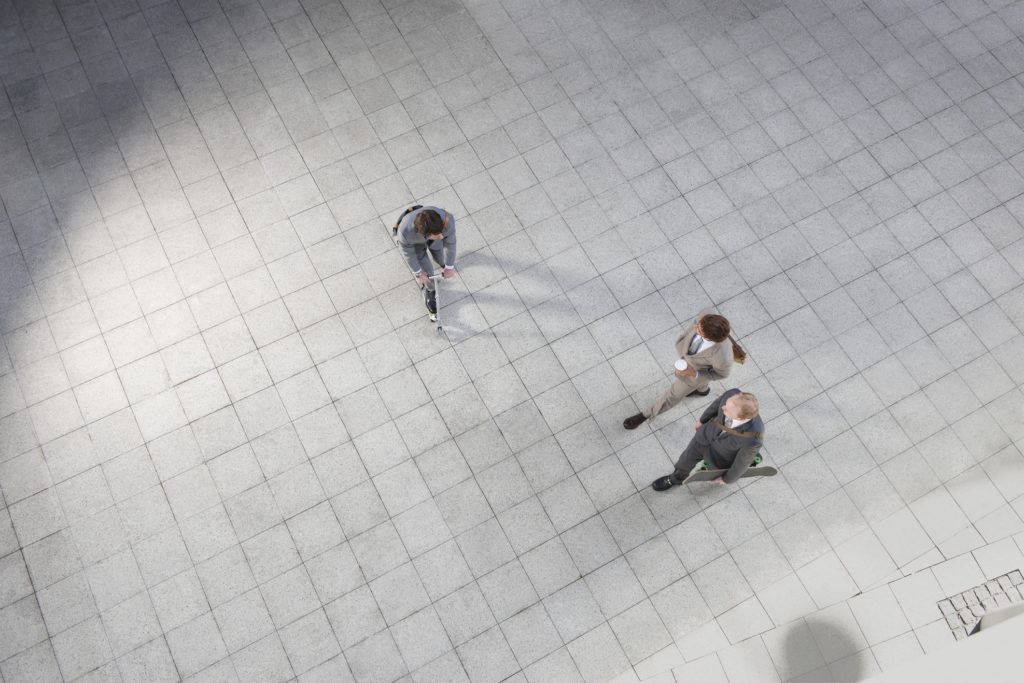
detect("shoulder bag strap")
[713,419,764,440]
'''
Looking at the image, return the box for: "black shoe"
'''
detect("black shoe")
[687,388,710,397]
[652,476,677,492]
[422,285,437,315]
[623,412,647,430]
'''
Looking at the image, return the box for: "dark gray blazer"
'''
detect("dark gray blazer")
[694,389,764,484]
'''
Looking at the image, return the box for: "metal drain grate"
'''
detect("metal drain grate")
[937,570,1024,640]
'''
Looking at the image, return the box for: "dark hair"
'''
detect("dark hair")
[699,314,730,342]
[414,210,444,236]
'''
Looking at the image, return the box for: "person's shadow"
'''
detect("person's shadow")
[787,614,868,681]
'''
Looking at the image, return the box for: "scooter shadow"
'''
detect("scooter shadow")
[430,292,488,344]
[399,242,604,347]
[432,276,583,346]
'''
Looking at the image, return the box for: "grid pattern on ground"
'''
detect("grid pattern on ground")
[0,0,1024,681]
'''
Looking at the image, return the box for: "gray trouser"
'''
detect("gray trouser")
[669,440,710,484]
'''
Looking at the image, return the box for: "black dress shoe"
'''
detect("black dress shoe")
[687,388,710,397]
[623,412,647,430]
[652,476,677,492]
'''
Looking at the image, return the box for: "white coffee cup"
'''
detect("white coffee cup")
[674,359,688,372]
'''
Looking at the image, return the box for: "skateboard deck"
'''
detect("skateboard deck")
[682,465,778,484]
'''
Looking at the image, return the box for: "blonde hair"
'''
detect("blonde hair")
[735,392,759,419]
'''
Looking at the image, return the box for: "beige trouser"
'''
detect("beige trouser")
[643,372,709,420]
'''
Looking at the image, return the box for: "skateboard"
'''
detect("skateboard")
[681,465,778,484]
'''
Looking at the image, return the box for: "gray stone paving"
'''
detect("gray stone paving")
[1,0,1024,680]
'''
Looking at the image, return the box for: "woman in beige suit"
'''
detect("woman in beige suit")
[623,312,733,430]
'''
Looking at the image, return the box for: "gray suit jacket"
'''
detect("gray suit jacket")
[695,389,764,484]
[674,309,733,382]
[396,206,456,273]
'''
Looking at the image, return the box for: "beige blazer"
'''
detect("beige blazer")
[673,309,733,381]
